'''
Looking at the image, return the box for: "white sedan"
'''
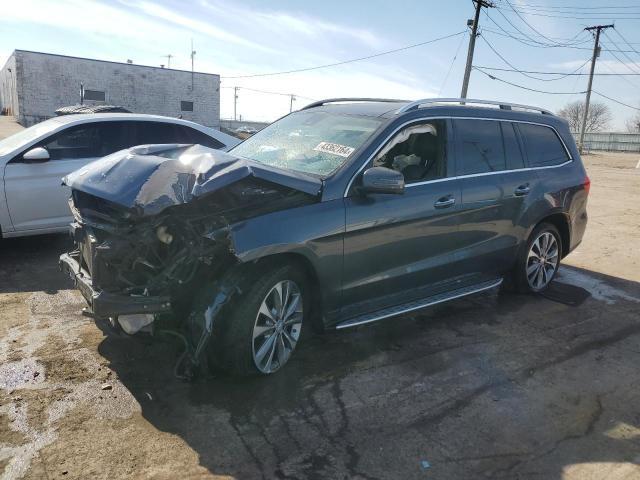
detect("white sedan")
[0,113,239,238]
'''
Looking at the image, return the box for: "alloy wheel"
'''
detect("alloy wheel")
[526,231,559,290]
[252,280,303,374]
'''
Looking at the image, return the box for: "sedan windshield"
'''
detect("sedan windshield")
[229,110,383,177]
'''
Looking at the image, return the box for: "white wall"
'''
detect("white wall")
[0,53,19,117]
[13,50,220,127]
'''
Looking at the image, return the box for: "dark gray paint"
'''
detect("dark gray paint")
[65,102,589,328]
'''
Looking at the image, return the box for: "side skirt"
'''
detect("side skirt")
[335,278,503,330]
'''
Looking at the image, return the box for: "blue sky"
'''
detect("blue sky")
[2,0,640,128]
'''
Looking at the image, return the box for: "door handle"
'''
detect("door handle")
[514,184,530,196]
[434,195,456,208]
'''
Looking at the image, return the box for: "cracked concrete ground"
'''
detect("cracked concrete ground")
[1,152,639,480]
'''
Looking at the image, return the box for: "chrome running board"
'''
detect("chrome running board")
[335,278,503,330]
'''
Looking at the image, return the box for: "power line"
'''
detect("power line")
[597,54,640,90]
[509,5,640,16]
[603,31,640,73]
[221,31,466,79]
[480,35,591,81]
[482,20,640,53]
[601,41,640,75]
[473,67,587,93]
[491,8,555,46]
[613,28,640,56]
[496,6,640,20]
[592,90,640,110]
[514,3,640,11]
[471,63,636,76]
[439,31,467,96]
[221,85,317,101]
[502,0,570,45]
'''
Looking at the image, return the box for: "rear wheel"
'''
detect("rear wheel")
[510,223,562,293]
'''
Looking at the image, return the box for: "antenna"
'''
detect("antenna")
[161,54,173,68]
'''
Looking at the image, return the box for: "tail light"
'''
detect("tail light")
[583,175,591,195]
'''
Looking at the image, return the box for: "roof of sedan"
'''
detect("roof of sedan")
[48,112,203,125]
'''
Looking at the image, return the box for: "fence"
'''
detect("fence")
[572,132,640,153]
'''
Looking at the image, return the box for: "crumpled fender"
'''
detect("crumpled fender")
[62,144,322,216]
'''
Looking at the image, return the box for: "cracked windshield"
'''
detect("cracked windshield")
[230,110,383,176]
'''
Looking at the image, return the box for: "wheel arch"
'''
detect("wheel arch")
[533,212,571,258]
[249,252,325,332]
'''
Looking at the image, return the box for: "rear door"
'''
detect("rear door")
[342,119,468,317]
[454,118,536,279]
[4,121,130,232]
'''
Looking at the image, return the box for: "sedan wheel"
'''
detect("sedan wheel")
[526,231,559,290]
[252,280,303,374]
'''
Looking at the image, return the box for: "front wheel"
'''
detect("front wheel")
[192,264,308,376]
[510,223,562,293]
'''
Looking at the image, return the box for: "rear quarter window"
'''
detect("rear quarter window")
[517,123,569,167]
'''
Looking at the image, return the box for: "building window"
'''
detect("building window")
[83,89,106,101]
[181,101,194,112]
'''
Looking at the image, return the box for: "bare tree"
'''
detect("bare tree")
[557,101,611,133]
[625,110,640,133]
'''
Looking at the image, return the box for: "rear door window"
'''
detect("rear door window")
[454,119,505,175]
[133,122,182,145]
[517,123,569,167]
[501,122,525,170]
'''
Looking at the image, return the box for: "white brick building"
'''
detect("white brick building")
[0,50,220,127]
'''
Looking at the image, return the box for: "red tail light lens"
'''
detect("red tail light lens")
[583,175,591,195]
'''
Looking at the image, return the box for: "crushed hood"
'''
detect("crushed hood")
[62,144,323,216]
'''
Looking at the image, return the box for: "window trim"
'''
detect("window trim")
[343,116,573,197]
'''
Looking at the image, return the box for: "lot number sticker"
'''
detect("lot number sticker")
[313,142,355,158]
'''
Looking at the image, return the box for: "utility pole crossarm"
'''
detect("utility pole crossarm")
[578,24,614,153]
[460,0,494,99]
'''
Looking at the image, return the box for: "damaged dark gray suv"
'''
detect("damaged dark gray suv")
[60,98,589,376]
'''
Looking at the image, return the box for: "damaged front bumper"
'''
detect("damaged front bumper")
[60,250,172,319]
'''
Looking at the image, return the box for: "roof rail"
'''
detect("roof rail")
[302,98,409,110]
[396,98,554,115]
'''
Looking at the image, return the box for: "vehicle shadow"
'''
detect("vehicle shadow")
[94,265,640,479]
[0,233,72,294]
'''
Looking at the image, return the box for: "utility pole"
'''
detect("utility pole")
[578,24,614,153]
[190,39,196,91]
[233,87,239,121]
[289,94,296,113]
[460,0,494,99]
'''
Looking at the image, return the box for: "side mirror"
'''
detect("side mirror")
[23,147,50,163]
[360,166,405,195]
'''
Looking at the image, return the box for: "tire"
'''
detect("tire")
[509,222,562,294]
[190,263,308,376]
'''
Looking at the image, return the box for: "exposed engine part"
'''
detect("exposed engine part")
[118,313,155,335]
[61,144,320,378]
[156,226,173,245]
